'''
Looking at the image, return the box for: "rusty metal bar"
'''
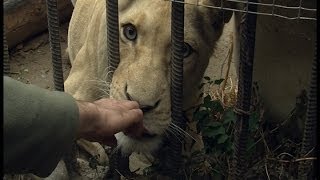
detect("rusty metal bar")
[106,0,120,84]
[104,0,129,179]
[46,0,80,175]
[3,27,10,76]
[298,41,317,179]
[165,0,186,177]
[46,0,64,91]
[230,0,258,179]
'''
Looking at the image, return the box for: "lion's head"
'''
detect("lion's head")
[65,0,232,155]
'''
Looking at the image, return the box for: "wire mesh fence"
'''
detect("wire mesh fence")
[166,0,317,21]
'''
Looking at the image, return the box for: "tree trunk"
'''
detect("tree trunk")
[4,0,73,49]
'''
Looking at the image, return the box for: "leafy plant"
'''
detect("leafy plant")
[193,76,261,177]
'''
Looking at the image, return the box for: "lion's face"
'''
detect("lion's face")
[112,0,228,154]
[66,0,231,155]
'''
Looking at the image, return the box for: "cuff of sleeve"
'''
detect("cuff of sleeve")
[4,77,79,177]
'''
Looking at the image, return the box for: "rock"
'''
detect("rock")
[44,160,69,180]
[76,140,109,166]
[129,152,153,175]
[70,158,108,180]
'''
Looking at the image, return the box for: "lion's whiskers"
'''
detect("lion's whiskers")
[164,129,183,143]
[102,65,115,81]
[168,125,185,141]
[84,78,111,98]
[83,65,114,98]
[169,123,197,142]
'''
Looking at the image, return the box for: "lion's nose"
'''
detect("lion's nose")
[125,84,160,113]
[139,101,160,113]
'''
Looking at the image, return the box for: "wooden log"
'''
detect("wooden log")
[4,0,73,49]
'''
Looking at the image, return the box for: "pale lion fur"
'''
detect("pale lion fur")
[65,0,233,155]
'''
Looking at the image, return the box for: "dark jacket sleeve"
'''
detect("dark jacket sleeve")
[3,76,79,177]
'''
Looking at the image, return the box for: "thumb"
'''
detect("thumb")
[120,109,143,128]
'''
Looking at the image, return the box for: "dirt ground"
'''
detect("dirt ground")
[8,23,71,90]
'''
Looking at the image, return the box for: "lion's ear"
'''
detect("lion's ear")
[119,0,135,11]
[221,0,235,23]
[197,0,234,23]
[71,0,76,6]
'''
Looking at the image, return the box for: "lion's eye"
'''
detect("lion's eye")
[183,42,193,58]
[123,24,137,41]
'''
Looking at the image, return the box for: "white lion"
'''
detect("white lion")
[65,0,233,157]
[64,0,316,178]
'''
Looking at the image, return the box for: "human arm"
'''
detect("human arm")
[3,76,143,177]
[4,76,79,176]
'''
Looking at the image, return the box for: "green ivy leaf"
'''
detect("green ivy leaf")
[211,171,224,179]
[212,100,224,112]
[202,95,213,108]
[203,126,225,138]
[217,134,229,144]
[215,148,222,155]
[225,139,234,153]
[222,108,236,124]
[207,121,223,127]
[201,98,224,113]
[194,110,209,121]
[214,78,225,85]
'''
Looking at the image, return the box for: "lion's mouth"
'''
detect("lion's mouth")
[127,132,157,140]
[141,126,158,138]
[141,132,157,138]
[127,127,158,139]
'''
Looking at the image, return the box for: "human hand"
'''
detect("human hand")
[76,99,144,146]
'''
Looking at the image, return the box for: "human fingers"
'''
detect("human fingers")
[123,119,144,137]
[119,100,140,110]
[104,99,139,110]
[122,108,143,124]
[105,108,143,135]
[94,99,119,109]
[95,99,139,111]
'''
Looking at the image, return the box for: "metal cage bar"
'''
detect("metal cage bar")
[46,0,64,92]
[106,0,120,84]
[46,0,81,175]
[3,26,10,76]
[298,41,317,179]
[165,0,186,177]
[230,0,258,179]
[105,0,131,179]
